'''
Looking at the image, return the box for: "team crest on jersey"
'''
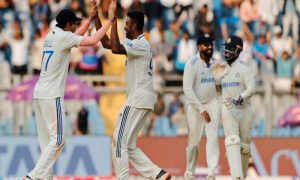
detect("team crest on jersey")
[235,73,240,78]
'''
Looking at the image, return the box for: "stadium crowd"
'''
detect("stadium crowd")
[0,0,300,137]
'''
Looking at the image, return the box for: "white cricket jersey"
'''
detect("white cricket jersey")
[121,33,156,110]
[221,58,255,107]
[33,27,83,99]
[183,53,218,113]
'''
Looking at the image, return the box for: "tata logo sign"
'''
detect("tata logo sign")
[0,137,111,177]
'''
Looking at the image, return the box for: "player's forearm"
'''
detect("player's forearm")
[94,15,111,49]
[75,17,93,36]
[183,70,204,112]
[80,21,112,46]
[240,76,255,100]
[111,19,125,54]
[183,88,205,113]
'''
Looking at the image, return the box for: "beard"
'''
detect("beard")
[203,48,213,58]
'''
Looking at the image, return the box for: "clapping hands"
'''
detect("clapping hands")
[108,0,117,22]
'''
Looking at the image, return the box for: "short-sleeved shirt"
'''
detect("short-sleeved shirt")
[33,27,83,99]
[121,33,156,110]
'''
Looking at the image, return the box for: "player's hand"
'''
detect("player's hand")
[201,111,211,123]
[231,95,243,105]
[108,0,116,22]
[222,98,233,109]
[89,0,98,19]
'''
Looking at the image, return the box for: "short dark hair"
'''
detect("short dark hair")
[127,11,144,31]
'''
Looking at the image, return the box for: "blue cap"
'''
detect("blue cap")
[56,9,82,27]
[197,33,215,45]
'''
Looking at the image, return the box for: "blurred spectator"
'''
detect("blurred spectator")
[276,50,294,78]
[237,25,255,63]
[171,103,187,136]
[240,0,259,35]
[40,19,51,38]
[175,0,193,19]
[120,0,133,11]
[128,0,143,12]
[149,19,164,46]
[49,0,68,18]
[153,67,165,92]
[0,23,8,62]
[75,28,102,75]
[143,0,162,31]
[32,0,51,30]
[269,25,293,59]
[153,94,176,136]
[160,0,176,29]
[6,20,30,84]
[13,0,30,16]
[168,93,182,117]
[194,4,216,36]
[280,0,300,44]
[257,0,279,29]
[0,53,11,89]
[152,35,174,73]
[0,0,15,27]
[155,114,176,136]
[293,46,300,87]
[150,26,174,73]
[253,34,272,74]
[30,30,43,74]
[70,0,87,19]
[154,94,165,116]
[74,107,89,135]
[165,21,181,47]
[175,30,196,73]
[220,0,241,39]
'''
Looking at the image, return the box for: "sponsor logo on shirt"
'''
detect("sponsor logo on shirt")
[221,82,240,87]
[201,77,215,83]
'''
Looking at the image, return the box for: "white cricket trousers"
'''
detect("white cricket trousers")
[222,105,253,149]
[185,98,220,178]
[28,98,66,180]
[222,105,253,178]
[112,106,161,180]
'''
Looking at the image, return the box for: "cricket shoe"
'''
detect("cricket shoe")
[23,175,33,180]
[156,169,171,180]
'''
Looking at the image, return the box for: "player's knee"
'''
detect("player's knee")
[240,143,250,155]
[188,143,199,151]
[225,134,240,147]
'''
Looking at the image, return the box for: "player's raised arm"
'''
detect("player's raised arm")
[75,0,97,36]
[110,0,127,54]
[80,0,116,46]
[94,3,112,49]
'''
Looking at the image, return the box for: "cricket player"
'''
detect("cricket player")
[23,1,116,179]
[183,33,221,180]
[93,3,171,179]
[213,35,255,179]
